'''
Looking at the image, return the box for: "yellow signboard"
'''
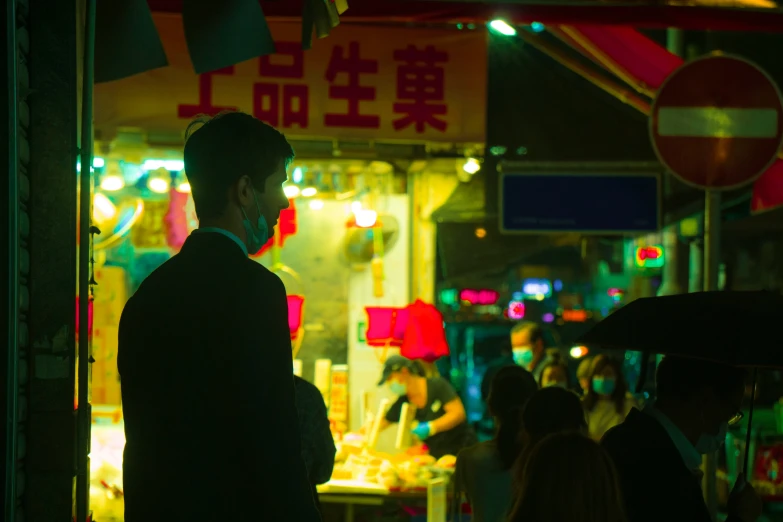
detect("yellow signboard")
[95,14,487,143]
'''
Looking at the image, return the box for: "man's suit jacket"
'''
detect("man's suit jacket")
[602,408,741,522]
[118,231,320,521]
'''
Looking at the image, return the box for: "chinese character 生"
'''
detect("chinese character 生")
[324,42,380,129]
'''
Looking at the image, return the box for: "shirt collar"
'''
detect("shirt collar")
[643,403,702,472]
[194,227,248,257]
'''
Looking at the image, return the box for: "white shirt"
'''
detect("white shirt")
[586,395,636,441]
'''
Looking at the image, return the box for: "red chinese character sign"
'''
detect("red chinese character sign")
[94,14,486,144]
[651,54,783,190]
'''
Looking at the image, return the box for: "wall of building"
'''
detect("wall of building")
[24,0,83,520]
[410,169,459,303]
[347,195,409,448]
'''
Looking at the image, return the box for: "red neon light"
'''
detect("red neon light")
[459,288,499,306]
[637,247,662,261]
[562,309,588,322]
[287,295,304,340]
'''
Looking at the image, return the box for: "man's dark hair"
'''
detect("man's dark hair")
[656,356,746,402]
[183,111,295,220]
[511,321,544,344]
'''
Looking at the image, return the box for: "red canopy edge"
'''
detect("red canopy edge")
[556,24,783,212]
[147,1,783,32]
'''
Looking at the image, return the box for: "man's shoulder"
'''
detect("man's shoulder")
[294,377,325,405]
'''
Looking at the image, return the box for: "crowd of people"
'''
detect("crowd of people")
[449,322,763,522]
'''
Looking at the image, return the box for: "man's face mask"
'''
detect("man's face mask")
[389,380,407,396]
[512,347,534,368]
[241,188,269,254]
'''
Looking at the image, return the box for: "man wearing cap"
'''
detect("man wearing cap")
[376,355,476,459]
[118,112,320,521]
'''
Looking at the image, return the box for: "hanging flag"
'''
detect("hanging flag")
[183,0,276,74]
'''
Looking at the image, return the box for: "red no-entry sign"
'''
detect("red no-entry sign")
[650,54,783,190]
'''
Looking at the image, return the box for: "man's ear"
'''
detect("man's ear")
[235,175,254,207]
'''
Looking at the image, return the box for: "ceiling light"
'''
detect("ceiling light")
[93,157,105,168]
[100,175,125,191]
[301,187,317,197]
[489,19,517,36]
[92,193,117,224]
[309,199,324,210]
[148,176,170,194]
[292,166,304,184]
[176,182,191,193]
[284,185,301,198]
[463,158,481,175]
[355,209,378,228]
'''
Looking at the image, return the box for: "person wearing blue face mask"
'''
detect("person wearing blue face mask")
[602,356,761,522]
[376,355,477,459]
[118,112,320,522]
[583,355,636,442]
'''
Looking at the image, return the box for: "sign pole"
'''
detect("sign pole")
[702,188,721,519]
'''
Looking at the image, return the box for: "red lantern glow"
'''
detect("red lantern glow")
[400,300,450,363]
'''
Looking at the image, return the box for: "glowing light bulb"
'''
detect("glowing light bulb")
[284,185,300,198]
[489,19,517,36]
[355,209,377,228]
[176,182,191,193]
[92,193,117,223]
[351,201,362,213]
[570,346,589,359]
[309,199,324,210]
[92,157,105,168]
[148,177,169,193]
[100,175,125,191]
[463,158,481,175]
[292,167,304,184]
[301,187,317,197]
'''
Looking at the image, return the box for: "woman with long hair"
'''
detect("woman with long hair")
[583,355,636,441]
[452,365,538,522]
[508,432,627,522]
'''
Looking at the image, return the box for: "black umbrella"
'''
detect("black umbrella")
[578,290,783,473]
[579,290,783,368]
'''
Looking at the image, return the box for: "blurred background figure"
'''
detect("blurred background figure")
[518,387,587,471]
[293,374,336,515]
[539,357,572,389]
[453,366,538,522]
[509,432,627,522]
[378,355,477,459]
[510,321,554,381]
[583,355,636,441]
[577,356,596,395]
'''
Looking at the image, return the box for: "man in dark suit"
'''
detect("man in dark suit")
[118,111,320,521]
[602,356,761,522]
